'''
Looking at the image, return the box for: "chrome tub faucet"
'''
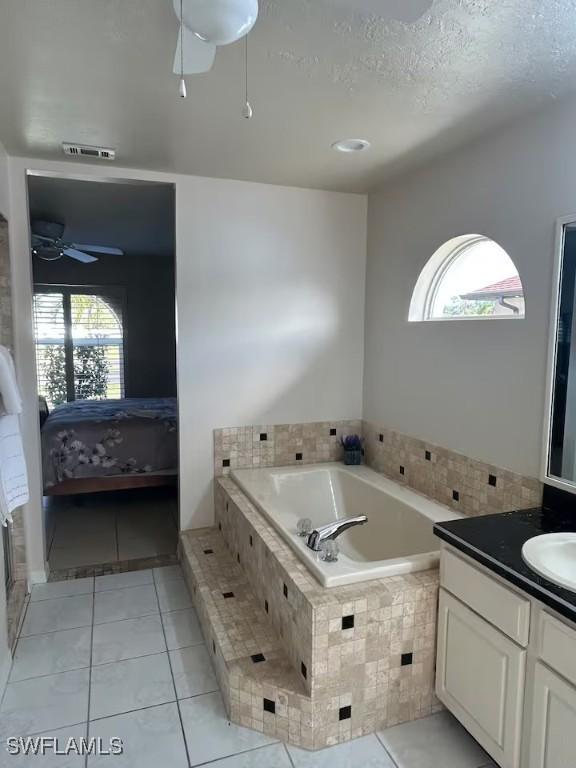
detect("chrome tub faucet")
[306,515,368,552]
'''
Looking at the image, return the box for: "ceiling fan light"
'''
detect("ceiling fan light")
[177,0,258,46]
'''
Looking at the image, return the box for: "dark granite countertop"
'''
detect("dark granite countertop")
[434,508,576,623]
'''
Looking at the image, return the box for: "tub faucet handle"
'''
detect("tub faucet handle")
[296,518,313,537]
[320,540,339,562]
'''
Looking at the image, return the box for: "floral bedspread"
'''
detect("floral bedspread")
[41,397,178,489]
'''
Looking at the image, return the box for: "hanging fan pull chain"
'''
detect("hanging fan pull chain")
[179,0,187,98]
[242,35,253,119]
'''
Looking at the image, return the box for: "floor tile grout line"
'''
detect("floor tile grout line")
[150,564,193,768]
[283,743,296,767]
[189,741,283,768]
[27,589,94,603]
[2,593,34,707]
[7,720,89,740]
[8,663,92,685]
[84,578,96,767]
[20,622,94,639]
[88,689,225,726]
[93,609,160,627]
[6,641,204,686]
[374,732,400,767]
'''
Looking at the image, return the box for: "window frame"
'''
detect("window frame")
[33,283,127,403]
[408,234,525,322]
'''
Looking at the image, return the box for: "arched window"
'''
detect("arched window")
[409,235,525,321]
[33,288,125,407]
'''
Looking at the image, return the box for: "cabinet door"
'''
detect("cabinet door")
[529,662,576,768]
[436,589,525,768]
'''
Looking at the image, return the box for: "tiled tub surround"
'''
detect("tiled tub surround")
[214,421,362,476]
[363,422,543,517]
[213,419,542,520]
[180,477,441,750]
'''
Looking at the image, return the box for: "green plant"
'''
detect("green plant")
[443,297,496,317]
[74,346,109,400]
[43,345,67,406]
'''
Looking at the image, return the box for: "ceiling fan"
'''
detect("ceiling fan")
[172,0,433,75]
[30,221,124,264]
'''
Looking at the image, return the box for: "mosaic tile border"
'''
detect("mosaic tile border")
[363,421,543,517]
[213,419,542,518]
[214,421,362,477]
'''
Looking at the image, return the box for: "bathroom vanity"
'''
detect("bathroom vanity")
[434,508,576,768]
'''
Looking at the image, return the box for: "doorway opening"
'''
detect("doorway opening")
[27,173,178,578]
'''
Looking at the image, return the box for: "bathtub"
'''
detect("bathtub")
[231,463,461,587]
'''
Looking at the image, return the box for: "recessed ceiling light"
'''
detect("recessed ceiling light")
[331,138,371,153]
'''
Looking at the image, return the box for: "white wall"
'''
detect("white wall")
[6,159,367,576]
[0,143,11,692]
[364,97,576,478]
[0,141,8,218]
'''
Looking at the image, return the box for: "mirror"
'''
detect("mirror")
[547,219,576,486]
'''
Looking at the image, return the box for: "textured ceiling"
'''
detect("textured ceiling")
[1,0,576,192]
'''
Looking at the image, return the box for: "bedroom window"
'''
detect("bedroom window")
[33,286,125,407]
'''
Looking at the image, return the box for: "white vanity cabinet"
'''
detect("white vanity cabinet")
[437,544,576,768]
[436,555,527,768]
[528,662,576,768]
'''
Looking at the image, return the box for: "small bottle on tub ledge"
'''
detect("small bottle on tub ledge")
[341,434,364,466]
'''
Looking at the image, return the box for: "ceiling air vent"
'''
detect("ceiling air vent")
[62,143,116,161]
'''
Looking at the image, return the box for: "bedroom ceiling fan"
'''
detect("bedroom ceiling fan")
[171,0,433,76]
[30,221,124,264]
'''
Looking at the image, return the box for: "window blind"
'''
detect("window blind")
[33,288,125,407]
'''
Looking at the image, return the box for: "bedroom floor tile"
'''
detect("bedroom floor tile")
[50,543,118,571]
[117,534,176,561]
[46,491,178,573]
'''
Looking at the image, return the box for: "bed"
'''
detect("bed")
[41,397,178,495]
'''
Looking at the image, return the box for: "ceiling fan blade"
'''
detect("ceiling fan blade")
[63,248,98,264]
[70,244,124,255]
[321,0,433,23]
[173,25,216,75]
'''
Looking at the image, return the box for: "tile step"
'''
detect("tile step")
[181,527,307,696]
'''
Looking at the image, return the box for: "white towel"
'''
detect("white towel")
[0,346,22,415]
[0,414,29,526]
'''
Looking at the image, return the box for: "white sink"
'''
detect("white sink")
[522,533,576,593]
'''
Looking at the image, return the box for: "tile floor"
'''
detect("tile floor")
[0,565,497,767]
[44,489,178,571]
